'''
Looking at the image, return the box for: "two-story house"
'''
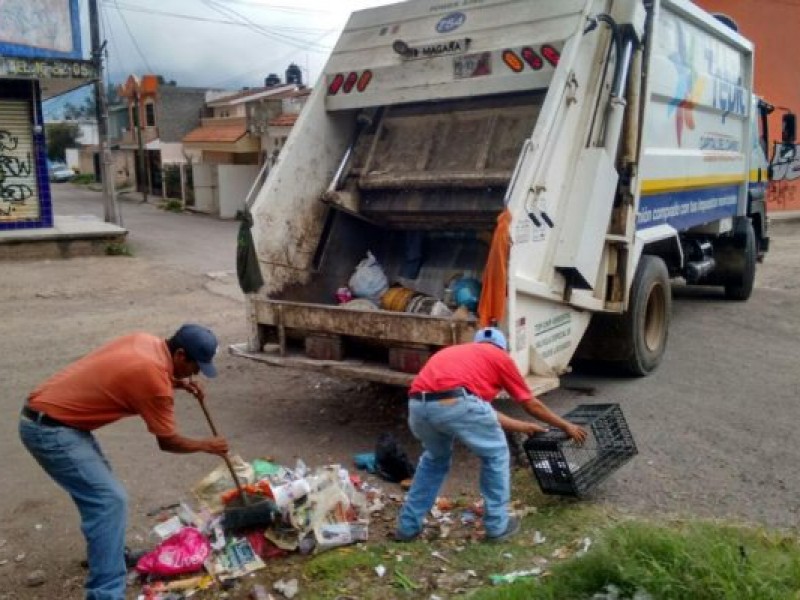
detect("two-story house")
[117,74,227,202]
[182,81,310,218]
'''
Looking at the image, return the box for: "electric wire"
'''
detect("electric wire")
[112,0,155,73]
[201,0,333,53]
[102,1,330,33]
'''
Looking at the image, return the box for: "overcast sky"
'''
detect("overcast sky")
[45,0,395,117]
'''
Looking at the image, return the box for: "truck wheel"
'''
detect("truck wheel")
[723,218,756,301]
[619,255,671,376]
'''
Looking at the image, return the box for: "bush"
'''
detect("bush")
[72,173,95,185]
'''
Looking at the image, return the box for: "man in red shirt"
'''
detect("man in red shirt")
[19,324,229,600]
[396,327,587,542]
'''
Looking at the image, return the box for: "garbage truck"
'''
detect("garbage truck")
[232,0,772,394]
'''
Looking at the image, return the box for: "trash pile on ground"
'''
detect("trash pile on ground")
[132,456,376,599]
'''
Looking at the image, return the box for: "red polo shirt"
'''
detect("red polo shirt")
[409,342,532,403]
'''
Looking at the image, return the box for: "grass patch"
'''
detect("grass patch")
[71,173,95,185]
[159,199,184,213]
[105,242,133,256]
[472,521,800,600]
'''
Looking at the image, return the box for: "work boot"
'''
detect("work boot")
[485,515,521,543]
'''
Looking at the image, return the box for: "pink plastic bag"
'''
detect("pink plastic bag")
[135,527,211,576]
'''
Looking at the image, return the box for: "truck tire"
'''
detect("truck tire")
[619,255,671,376]
[723,218,756,301]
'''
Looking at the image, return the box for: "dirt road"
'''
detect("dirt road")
[1,186,798,598]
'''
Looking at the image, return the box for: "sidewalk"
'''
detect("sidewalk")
[770,210,800,222]
[0,215,127,260]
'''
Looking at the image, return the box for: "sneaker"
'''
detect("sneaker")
[391,529,420,542]
[485,515,521,543]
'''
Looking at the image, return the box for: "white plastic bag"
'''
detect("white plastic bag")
[348,251,388,304]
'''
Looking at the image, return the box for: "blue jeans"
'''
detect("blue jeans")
[19,416,128,600]
[397,393,510,538]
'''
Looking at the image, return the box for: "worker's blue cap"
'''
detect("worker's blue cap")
[474,327,508,351]
[174,324,218,378]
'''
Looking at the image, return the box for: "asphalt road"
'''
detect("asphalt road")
[1,184,799,597]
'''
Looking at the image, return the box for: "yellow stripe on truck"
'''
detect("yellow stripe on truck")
[641,174,747,194]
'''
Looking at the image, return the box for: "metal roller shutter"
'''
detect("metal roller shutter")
[0,100,39,222]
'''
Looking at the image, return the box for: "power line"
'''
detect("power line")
[101,1,330,34]
[101,3,127,86]
[112,0,155,73]
[214,0,338,15]
[201,0,333,53]
[208,27,339,87]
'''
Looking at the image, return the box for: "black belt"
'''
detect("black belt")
[21,406,76,429]
[409,387,470,402]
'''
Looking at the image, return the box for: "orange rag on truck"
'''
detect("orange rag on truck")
[478,209,512,327]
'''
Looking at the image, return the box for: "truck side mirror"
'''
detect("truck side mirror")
[782,113,796,144]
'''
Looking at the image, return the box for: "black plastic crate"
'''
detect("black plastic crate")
[523,403,637,497]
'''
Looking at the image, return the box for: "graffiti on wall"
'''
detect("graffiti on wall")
[0,0,75,55]
[768,143,800,209]
[0,130,34,216]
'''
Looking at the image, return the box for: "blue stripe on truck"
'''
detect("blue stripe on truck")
[636,185,739,231]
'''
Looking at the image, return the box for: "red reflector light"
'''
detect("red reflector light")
[342,71,358,93]
[521,46,543,70]
[328,73,344,95]
[540,44,560,66]
[356,70,373,92]
[501,49,524,73]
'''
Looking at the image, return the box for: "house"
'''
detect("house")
[116,74,229,202]
[182,81,311,218]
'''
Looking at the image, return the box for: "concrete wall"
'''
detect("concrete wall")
[157,87,206,143]
[218,164,259,219]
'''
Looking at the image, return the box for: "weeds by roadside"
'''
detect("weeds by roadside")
[106,242,133,256]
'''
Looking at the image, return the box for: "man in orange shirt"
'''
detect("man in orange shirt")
[19,324,229,600]
[396,327,587,543]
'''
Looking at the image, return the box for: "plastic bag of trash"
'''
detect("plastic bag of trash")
[135,527,211,576]
[348,251,388,304]
[375,433,416,483]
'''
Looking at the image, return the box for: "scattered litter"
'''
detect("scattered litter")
[273,577,299,599]
[577,537,592,556]
[502,552,513,559]
[460,511,477,525]
[136,528,211,576]
[14,553,25,563]
[591,583,655,600]
[25,569,46,587]
[34,523,43,531]
[466,570,477,578]
[533,530,546,544]
[0,560,8,566]
[152,515,184,540]
[375,564,386,577]
[250,583,273,600]
[431,551,451,564]
[489,568,542,585]
[552,537,593,560]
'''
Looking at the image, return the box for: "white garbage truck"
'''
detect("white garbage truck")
[232,0,772,394]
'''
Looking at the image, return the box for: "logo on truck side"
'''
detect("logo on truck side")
[436,12,465,33]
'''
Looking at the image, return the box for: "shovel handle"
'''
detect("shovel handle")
[197,398,250,506]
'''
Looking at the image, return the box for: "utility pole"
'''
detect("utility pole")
[88,0,121,226]
[135,90,148,204]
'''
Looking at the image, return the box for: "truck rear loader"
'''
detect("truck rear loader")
[232,0,772,395]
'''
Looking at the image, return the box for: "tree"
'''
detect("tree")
[45,122,80,161]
